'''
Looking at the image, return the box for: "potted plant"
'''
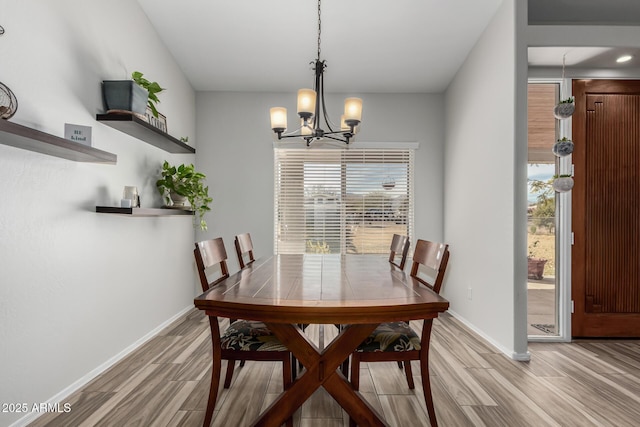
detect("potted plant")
[156,161,212,230]
[527,240,547,280]
[101,71,164,117]
[553,97,575,120]
[131,71,164,118]
[552,136,574,157]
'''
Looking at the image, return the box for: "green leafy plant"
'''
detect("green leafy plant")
[132,71,164,118]
[156,161,212,230]
[559,97,574,104]
[553,173,573,178]
[528,240,541,259]
[557,136,571,142]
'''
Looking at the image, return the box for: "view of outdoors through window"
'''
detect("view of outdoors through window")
[274,149,414,255]
[527,81,560,337]
[303,163,409,254]
[527,162,557,335]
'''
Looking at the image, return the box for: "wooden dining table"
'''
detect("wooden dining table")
[194,253,449,427]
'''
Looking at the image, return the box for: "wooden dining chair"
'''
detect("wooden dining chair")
[389,233,410,269]
[349,239,450,427]
[194,237,293,427]
[234,232,255,269]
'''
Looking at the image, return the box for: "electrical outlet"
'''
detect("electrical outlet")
[467,287,472,300]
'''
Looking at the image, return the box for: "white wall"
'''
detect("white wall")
[195,92,445,271]
[443,0,529,359]
[0,1,197,425]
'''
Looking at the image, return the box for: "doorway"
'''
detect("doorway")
[527,82,561,338]
[572,79,640,337]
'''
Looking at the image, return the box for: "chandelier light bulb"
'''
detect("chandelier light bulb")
[297,89,316,119]
[344,98,363,123]
[270,107,287,132]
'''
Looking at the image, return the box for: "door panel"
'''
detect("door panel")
[572,79,640,337]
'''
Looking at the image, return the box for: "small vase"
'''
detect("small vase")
[553,103,575,120]
[552,139,574,157]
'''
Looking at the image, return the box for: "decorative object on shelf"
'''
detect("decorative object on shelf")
[144,107,167,133]
[552,136,574,157]
[64,123,92,147]
[123,186,140,208]
[0,81,18,119]
[553,54,575,120]
[552,174,574,193]
[269,0,362,146]
[156,161,212,230]
[131,71,164,118]
[102,80,148,115]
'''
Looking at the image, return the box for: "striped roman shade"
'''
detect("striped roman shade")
[274,147,415,255]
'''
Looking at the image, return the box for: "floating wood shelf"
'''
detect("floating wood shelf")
[0,119,117,164]
[96,112,195,154]
[96,206,194,217]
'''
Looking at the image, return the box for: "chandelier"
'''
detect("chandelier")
[269,0,363,146]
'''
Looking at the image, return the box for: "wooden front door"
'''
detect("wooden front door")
[572,79,640,337]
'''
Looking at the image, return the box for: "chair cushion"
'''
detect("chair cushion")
[355,321,421,352]
[221,320,288,351]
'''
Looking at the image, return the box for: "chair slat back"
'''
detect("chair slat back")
[389,234,410,270]
[194,237,230,292]
[410,239,449,294]
[234,232,255,269]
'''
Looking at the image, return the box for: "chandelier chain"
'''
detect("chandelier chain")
[317,0,322,60]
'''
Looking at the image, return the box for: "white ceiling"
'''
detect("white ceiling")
[136,1,640,94]
[136,0,503,93]
[528,46,640,69]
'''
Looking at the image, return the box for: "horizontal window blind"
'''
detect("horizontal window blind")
[274,148,414,255]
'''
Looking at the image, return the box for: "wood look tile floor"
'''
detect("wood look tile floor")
[29,310,640,427]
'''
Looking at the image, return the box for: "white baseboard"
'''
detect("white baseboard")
[446,309,531,362]
[9,305,194,427]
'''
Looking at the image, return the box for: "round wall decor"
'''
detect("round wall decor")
[0,81,18,119]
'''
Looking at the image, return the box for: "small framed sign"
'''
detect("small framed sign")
[64,123,92,146]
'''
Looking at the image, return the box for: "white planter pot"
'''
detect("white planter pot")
[169,191,188,206]
[553,177,574,193]
[553,103,575,120]
[553,139,574,157]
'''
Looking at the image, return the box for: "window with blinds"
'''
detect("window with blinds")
[274,148,415,255]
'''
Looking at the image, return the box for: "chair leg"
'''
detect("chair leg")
[223,360,235,388]
[350,353,361,391]
[420,352,437,426]
[205,319,223,427]
[239,360,246,367]
[341,356,350,378]
[404,359,415,389]
[204,351,221,427]
[397,361,404,369]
